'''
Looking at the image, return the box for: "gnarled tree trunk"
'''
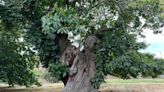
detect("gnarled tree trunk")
[59,35,98,92]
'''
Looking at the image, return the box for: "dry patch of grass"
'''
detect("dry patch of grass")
[0,79,164,92]
[0,83,63,92]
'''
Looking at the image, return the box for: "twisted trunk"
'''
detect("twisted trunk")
[59,35,98,92]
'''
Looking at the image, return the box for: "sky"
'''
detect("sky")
[138,27,164,58]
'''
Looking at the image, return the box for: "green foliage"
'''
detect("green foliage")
[91,29,149,88]
[0,25,39,87]
[49,62,68,81]
[42,4,86,35]
[0,0,40,86]
[0,0,163,89]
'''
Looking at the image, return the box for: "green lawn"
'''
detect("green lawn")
[160,0,164,11]
[105,79,164,84]
[160,0,164,4]
[100,79,164,92]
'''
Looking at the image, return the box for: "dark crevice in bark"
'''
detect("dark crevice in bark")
[61,73,69,86]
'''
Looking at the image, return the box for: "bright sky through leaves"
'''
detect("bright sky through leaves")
[139,27,164,58]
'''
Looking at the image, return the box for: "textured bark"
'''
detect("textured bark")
[59,35,98,92]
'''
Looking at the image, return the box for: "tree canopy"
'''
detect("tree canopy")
[0,0,164,89]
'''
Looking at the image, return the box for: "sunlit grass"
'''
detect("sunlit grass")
[105,79,164,84]
[100,79,164,92]
[160,0,164,12]
[160,0,164,4]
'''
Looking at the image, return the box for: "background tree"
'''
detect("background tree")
[0,0,164,92]
[0,0,39,87]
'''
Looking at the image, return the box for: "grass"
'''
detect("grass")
[160,0,164,4]
[100,84,164,92]
[100,79,164,92]
[160,0,164,11]
[0,79,164,92]
[105,79,164,84]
